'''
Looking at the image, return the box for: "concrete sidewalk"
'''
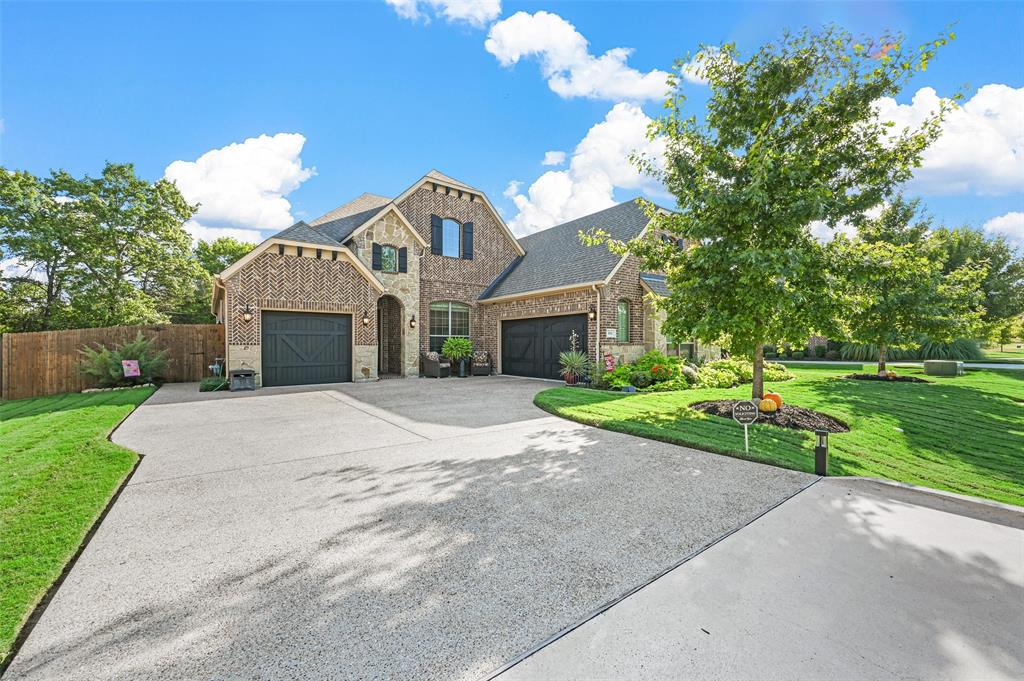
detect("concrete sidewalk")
[499,478,1024,681]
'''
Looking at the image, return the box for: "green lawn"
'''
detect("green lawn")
[981,349,1024,363]
[0,388,153,667]
[535,368,1024,506]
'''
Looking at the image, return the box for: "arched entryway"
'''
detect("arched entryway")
[377,294,403,378]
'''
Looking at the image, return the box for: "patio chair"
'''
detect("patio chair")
[471,350,492,376]
[421,351,451,378]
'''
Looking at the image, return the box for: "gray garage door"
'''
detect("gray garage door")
[501,314,588,379]
[261,312,352,387]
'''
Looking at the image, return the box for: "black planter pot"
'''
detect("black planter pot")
[458,359,468,377]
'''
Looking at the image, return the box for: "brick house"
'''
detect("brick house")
[211,170,716,386]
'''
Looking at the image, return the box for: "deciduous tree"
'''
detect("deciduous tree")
[601,27,957,398]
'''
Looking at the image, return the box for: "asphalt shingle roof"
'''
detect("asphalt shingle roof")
[640,272,670,297]
[270,221,343,248]
[480,199,652,300]
[307,193,392,243]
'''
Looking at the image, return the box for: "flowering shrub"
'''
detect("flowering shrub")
[598,352,793,392]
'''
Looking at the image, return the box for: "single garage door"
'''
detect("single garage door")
[261,312,352,387]
[501,314,588,379]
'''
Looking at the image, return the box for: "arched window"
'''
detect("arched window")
[617,300,630,342]
[429,301,470,352]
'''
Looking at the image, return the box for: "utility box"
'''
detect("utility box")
[229,368,256,391]
[923,360,964,377]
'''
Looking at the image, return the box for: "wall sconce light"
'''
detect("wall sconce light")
[361,310,371,326]
[409,315,417,329]
[240,304,255,323]
[587,305,597,321]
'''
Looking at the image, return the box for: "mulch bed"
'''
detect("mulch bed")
[844,373,931,383]
[690,399,850,433]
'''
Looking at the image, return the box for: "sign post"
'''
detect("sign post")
[732,400,759,453]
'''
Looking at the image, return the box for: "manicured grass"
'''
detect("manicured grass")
[535,368,1024,506]
[0,388,153,666]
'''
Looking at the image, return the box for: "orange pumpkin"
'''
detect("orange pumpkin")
[759,397,779,413]
[763,392,783,409]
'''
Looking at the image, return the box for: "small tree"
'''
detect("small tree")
[835,235,986,373]
[600,27,956,398]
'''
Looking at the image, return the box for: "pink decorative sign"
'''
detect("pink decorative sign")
[604,352,615,373]
[121,359,141,378]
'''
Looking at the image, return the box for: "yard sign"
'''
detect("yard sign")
[121,359,141,378]
[732,401,759,453]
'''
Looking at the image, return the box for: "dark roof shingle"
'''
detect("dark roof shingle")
[480,200,652,300]
[639,272,670,297]
[270,221,342,248]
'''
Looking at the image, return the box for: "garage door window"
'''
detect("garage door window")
[429,301,470,352]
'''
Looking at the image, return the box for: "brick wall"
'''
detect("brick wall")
[598,253,646,359]
[223,250,381,382]
[397,185,521,357]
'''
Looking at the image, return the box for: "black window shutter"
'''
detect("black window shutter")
[371,243,382,270]
[430,215,442,255]
[398,246,408,273]
[462,222,474,259]
[676,238,686,250]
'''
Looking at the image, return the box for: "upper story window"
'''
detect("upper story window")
[442,219,461,257]
[371,243,406,273]
[380,245,398,273]
[431,215,474,260]
[617,300,630,342]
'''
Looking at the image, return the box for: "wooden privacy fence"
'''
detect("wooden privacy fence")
[0,324,225,401]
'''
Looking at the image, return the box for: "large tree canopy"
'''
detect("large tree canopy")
[0,163,200,331]
[601,27,955,397]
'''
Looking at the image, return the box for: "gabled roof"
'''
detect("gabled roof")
[272,221,343,248]
[308,193,392,243]
[640,272,670,297]
[480,199,653,301]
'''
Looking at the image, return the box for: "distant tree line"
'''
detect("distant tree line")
[0,163,254,333]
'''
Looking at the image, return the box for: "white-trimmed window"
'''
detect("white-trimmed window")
[429,301,470,352]
[442,219,461,258]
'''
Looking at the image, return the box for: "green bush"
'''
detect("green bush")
[640,374,689,392]
[917,337,983,361]
[840,343,916,361]
[79,332,168,388]
[791,351,805,360]
[199,376,229,392]
[441,337,473,361]
[680,364,699,383]
[629,370,654,388]
[814,345,827,358]
[825,350,840,360]
[696,366,739,388]
[763,361,794,381]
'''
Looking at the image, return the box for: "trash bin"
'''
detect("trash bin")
[229,368,256,391]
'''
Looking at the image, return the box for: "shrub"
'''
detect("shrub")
[764,352,777,359]
[706,358,753,382]
[79,332,168,388]
[650,363,673,381]
[840,342,915,362]
[791,351,805,360]
[641,374,689,392]
[825,350,840,360]
[679,364,699,383]
[629,370,654,388]
[917,337,983,361]
[763,361,795,381]
[814,345,827,358]
[441,337,473,361]
[199,376,229,392]
[603,363,635,389]
[696,366,739,388]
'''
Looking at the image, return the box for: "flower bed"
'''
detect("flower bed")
[690,399,849,433]
[600,351,794,392]
[845,373,930,383]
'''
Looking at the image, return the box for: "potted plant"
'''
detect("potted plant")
[442,337,473,377]
[558,330,590,385]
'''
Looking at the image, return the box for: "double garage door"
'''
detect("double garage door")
[501,314,588,380]
[261,312,352,387]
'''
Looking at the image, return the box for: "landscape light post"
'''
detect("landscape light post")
[815,430,829,476]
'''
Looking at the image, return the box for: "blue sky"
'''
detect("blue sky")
[2,1,1022,245]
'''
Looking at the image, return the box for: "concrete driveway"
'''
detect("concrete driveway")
[5,377,810,680]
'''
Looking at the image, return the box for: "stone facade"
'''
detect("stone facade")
[349,209,422,377]
[223,249,380,385]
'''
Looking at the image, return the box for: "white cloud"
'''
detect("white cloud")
[541,150,566,166]
[502,180,521,198]
[983,211,1024,251]
[182,221,267,244]
[808,205,885,243]
[164,132,315,243]
[485,11,670,102]
[507,102,666,235]
[875,84,1024,195]
[385,0,501,27]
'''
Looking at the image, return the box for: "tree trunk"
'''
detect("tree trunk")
[877,343,888,375]
[752,343,765,399]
